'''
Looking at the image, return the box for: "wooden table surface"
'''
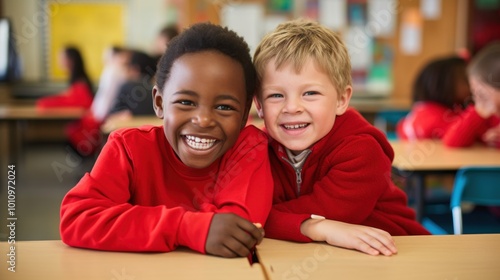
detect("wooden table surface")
[391,140,500,171]
[0,240,265,280]
[257,234,500,280]
[0,105,85,120]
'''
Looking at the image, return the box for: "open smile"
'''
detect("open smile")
[184,135,218,150]
[281,123,309,130]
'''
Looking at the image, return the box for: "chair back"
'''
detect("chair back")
[374,110,408,140]
[450,166,500,234]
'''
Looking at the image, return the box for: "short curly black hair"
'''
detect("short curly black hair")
[412,56,468,109]
[155,22,257,107]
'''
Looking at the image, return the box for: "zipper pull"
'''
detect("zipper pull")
[295,169,302,196]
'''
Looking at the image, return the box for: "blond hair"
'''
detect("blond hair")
[468,41,500,90]
[253,19,351,96]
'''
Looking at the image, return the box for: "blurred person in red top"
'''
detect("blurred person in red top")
[36,46,94,109]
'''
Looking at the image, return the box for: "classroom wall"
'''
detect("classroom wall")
[1,0,172,82]
[2,0,468,101]
[390,0,462,99]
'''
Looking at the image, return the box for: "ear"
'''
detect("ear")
[253,96,264,118]
[336,85,352,116]
[152,86,164,119]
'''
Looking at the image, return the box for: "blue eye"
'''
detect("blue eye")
[304,91,319,96]
[268,93,283,99]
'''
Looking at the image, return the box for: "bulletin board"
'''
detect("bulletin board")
[48,2,126,82]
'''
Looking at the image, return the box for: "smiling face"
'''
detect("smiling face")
[255,58,351,155]
[153,51,247,168]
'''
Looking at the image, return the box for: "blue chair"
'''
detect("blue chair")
[450,166,500,235]
[374,110,409,140]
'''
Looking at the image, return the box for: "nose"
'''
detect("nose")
[191,108,216,127]
[282,96,304,114]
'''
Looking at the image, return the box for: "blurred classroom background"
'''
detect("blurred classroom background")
[1,0,500,241]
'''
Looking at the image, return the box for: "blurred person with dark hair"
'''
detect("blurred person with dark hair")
[64,46,132,157]
[109,50,157,116]
[396,56,471,140]
[37,46,94,109]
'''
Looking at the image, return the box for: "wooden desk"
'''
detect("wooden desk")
[101,115,265,134]
[0,105,85,185]
[0,240,265,280]
[0,105,85,120]
[391,140,500,221]
[101,115,162,134]
[257,234,500,280]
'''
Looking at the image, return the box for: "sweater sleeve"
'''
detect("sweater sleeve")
[442,106,492,147]
[266,136,392,240]
[60,132,212,253]
[265,208,312,242]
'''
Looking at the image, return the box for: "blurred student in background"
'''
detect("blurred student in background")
[65,46,131,158]
[37,46,94,109]
[443,42,500,148]
[108,50,157,117]
[152,24,179,62]
[90,46,131,122]
[396,56,471,140]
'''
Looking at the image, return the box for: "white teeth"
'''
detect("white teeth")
[185,135,216,150]
[283,124,307,129]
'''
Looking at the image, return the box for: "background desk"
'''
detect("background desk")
[257,234,500,280]
[101,115,162,134]
[0,105,85,183]
[0,240,265,280]
[101,115,265,135]
[390,140,500,221]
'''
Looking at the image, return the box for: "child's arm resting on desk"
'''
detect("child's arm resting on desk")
[300,218,397,256]
[442,106,494,147]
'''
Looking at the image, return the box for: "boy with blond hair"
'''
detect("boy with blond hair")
[254,19,429,256]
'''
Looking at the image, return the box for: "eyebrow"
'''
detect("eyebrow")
[174,91,242,104]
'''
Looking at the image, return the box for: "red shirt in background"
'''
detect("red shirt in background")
[36,81,93,109]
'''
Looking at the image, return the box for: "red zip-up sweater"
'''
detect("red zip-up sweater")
[60,125,273,253]
[265,108,429,242]
[443,106,500,148]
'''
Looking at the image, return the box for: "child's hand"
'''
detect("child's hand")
[473,84,497,118]
[206,213,264,258]
[300,218,397,256]
[482,125,500,147]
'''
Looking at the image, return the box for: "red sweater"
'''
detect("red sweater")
[36,81,93,109]
[265,108,429,242]
[396,101,464,140]
[60,125,273,253]
[442,106,500,148]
